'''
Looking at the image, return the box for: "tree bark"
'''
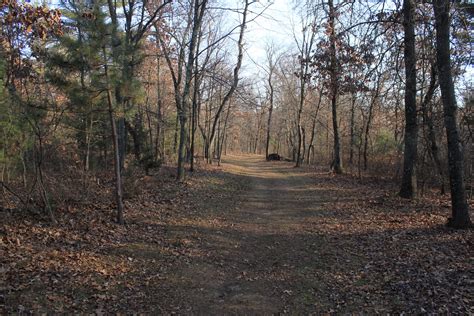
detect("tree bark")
[328,0,343,174]
[307,117,316,165]
[433,0,471,228]
[124,118,142,161]
[190,38,201,172]
[103,46,124,225]
[349,93,356,165]
[421,63,445,194]
[155,54,163,160]
[296,69,306,167]
[307,91,322,164]
[218,101,231,166]
[176,0,208,181]
[399,0,418,199]
[265,66,275,160]
[363,78,381,171]
[295,28,315,167]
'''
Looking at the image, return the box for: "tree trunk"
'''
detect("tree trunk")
[301,127,306,164]
[107,0,127,173]
[363,78,381,171]
[328,0,343,174]
[145,94,154,155]
[177,0,208,181]
[307,116,316,165]
[216,117,221,158]
[118,117,126,171]
[296,77,305,167]
[265,70,274,160]
[307,89,323,164]
[155,55,163,160]
[103,46,124,225]
[190,53,201,172]
[254,108,264,154]
[34,132,56,224]
[421,63,445,194]
[218,102,231,166]
[433,0,471,228]
[399,0,418,199]
[124,118,142,161]
[176,113,187,181]
[349,93,356,165]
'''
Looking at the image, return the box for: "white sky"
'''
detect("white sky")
[219,0,297,79]
[243,0,295,67]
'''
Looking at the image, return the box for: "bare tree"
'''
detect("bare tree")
[399,0,418,199]
[433,0,472,228]
[159,0,208,181]
[207,0,253,162]
[264,43,280,159]
[327,0,343,174]
[102,46,125,224]
[293,9,316,167]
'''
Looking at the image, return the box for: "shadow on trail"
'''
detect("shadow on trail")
[148,155,471,314]
[123,220,466,314]
[3,155,470,314]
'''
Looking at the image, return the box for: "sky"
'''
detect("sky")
[44,0,297,78]
[237,0,473,92]
[220,0,298,78]
[243,0,294,67]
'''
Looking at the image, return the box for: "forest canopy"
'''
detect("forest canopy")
[0,0,472,224]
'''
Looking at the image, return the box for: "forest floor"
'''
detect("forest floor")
[1,155,473,314]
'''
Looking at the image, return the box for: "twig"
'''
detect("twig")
[0,181,27,206]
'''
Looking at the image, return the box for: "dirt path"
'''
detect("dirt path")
[3,154,471,313]
[156,155,472,314]
[162,155,345,313]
